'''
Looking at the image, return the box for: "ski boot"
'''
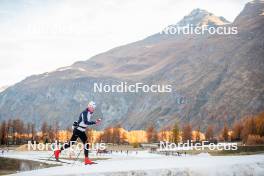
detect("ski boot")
[54,149,61,160]
[84,157,94,165]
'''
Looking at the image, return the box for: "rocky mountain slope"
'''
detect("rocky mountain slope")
[0,86,8,93]
[0,0,263,130]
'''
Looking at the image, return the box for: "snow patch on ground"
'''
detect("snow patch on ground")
[2,150,264,176]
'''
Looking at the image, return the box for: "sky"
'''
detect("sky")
[0,0,250,87]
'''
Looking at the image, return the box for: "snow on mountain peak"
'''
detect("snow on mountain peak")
[176,8,230,27]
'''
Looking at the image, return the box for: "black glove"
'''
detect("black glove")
[73,121,78,127]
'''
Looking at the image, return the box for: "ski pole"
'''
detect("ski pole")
[71,149,82,165]
[47,153,55,161]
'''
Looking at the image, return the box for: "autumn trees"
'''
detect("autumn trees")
[171,122,180,143]
[182,123,192,143]
[231,121,243,141]
[99,124,128,144]
[146,124,158,143]
[161,112,264,145]
[240,113,264,145]
[0,119,61,145]
[205,125,214,141]
[0,119,37,145]
[0,111,264,146]
[0,120,7,145]
[221,123,229,142]
[218,112,264,145]
[41,121,61,143]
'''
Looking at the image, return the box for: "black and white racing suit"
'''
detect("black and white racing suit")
[61,108,96,157]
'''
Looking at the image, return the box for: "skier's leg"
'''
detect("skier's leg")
[79,132,88,157]
[54,129,78,160]
[79,132,93,164]
[62,130,78,150]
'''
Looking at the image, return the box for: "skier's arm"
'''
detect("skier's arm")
[82,113,96,125]
[86,121,96,125]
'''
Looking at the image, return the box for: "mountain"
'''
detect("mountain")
[0,86,8,93]
[0,1,264,130]
[176,8,230,27]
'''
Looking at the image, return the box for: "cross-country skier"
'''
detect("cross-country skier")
[54,101,101,165]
